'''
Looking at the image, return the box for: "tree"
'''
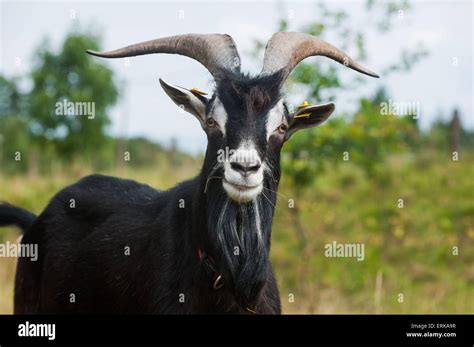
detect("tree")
[347,88,419,180]
[0,76,30,172]
[27,30,119,166]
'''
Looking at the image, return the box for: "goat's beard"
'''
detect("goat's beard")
[206,175,276,305]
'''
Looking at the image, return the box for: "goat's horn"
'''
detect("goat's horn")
[261,32,379,80]
[86,33,241,79]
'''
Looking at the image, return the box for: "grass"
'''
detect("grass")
[274,152,474,313]
[0,152,472,314]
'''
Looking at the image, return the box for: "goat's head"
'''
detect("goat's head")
[87,33,378,204]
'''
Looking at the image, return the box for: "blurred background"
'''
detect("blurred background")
[0,0,472,314]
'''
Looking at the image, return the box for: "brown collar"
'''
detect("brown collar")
[197,248,224,290]
[197,248,257,314]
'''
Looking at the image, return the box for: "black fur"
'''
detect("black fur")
[7,71,288,314]
[0,203,37,231]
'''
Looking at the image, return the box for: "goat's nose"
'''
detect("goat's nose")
[230,161,261,175]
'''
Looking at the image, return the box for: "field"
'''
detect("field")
[0,151,473,314]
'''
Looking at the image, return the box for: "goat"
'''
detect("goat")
[0,32,378,314]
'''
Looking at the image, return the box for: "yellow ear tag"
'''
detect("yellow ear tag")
[294,101,313,118]
[297,100,311,109]
[294,113,312,119]
[190,88,207,96]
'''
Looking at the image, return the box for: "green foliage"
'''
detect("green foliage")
[347,89,420,179]
[255,1,430,196]
[0,76,23,116]
[0,29,197,175]
[27,31,118,160]
[0,77,30,172]
[283,87,421,196]
[427,118,474,151]
[282,117,347,195]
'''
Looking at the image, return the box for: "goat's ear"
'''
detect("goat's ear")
[285,102,335,141]
[159,78,208,125]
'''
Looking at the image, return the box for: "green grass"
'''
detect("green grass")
[0,152,472,314]
[273,152,474,313]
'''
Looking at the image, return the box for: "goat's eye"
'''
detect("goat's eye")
[277,124,287,134]
[206,118,217,127]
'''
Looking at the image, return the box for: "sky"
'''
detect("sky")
[0,0,472,154]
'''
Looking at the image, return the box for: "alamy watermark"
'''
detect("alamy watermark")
[324,241,365,261]
[217,146,260,164]
[18,321,55,340]
[0,241,38,261]
[380,99,420,119]
[55,98,95,119]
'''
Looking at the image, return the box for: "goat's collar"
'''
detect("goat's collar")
[197,248,257,314]
[197,248,224,290]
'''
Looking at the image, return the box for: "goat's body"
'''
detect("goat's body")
[14,174,280,314]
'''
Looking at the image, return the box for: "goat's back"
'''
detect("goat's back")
[15,174,180,313]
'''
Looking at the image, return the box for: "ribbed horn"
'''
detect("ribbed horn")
[86,33,241,79]
[261,32,379,80]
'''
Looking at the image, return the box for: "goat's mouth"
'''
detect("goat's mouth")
[222,179,263,203]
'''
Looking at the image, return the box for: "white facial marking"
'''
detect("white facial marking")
[265,100,285,140]
[223,140,264,203]
[230,140,260,167]
[210,98,228,135]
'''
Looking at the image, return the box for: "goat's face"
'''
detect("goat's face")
[160,72,335,203]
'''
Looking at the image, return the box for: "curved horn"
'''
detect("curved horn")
[86,33,241,79]
[261,32,379,80]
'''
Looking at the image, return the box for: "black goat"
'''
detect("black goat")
[1,32,378,314]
